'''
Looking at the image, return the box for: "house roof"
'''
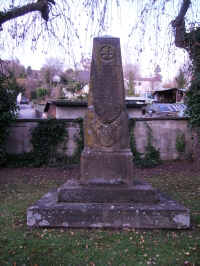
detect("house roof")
[153,87,187,95]
[153,87,178,95]
[51,99,146,108]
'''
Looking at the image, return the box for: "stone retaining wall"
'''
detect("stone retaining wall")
[134,118,199,160]
[6,118,199,161]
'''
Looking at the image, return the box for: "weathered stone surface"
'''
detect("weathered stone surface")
[81,150,133,184]
[81,36,133,184]
[27,182,190,229]
[91,37,125,123]
[58,180,159,203]
[84,111,131,151]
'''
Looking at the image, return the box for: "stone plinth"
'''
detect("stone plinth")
[27,179,190,229]
[81,37,133,184]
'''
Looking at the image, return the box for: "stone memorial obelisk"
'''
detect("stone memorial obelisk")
[27,37,190,229]
[81,37,133,184]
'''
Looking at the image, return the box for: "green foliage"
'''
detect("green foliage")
[176,133,186,154]
[141,142,161,168]
[129,119,142,165]
[30,118,84,166]
[0,74,22,165]
[36,87,48,99]
[185,74,200,128]
[0,75,20,121]
[31,119,67,166]
[184,28,200,131]
[141,123,162,168]
[129,120,161,168]
[66,81,85,96]
[6,118,84,167]
[6,153,35,167]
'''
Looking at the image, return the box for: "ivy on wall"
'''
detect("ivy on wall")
[30,118,84,166]
[129,119,141,166]
[31,119,67,166]
[185,74,200,129]
[129,119,161,168]
[184,28,200,135]
[6,118,161,168]
[6,118,84,167]
[176,132,186,154]
[142,122,162,167]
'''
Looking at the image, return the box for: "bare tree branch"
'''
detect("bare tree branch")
[0,0,55,30]
[172,0,191,27]
[171,0,191,49]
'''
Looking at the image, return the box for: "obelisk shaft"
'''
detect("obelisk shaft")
[81,37,133,184]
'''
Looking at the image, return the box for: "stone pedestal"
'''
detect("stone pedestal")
[81,150,133,184]
[27,37,190,229]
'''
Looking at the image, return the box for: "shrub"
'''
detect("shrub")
[0,74,22,165]
[129,120,161,168]
[176,133,186,154]
[36,87,48,99]
[31,119,67,166]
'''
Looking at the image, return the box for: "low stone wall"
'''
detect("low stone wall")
[6,119,80,157]
[6,117,199,161]
[6,120,38,154]
[134,118,198,160]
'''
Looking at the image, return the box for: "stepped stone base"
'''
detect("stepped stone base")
[57,181,159,203]
[27,179,190,229]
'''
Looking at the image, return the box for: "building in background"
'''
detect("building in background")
[153,87,186,103]
[132,65,162,97]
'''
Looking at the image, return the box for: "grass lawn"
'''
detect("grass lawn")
[0,166,200,265]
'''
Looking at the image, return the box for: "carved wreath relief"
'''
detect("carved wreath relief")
[96,116,121,147]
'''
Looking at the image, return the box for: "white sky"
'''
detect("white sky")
[0,0,198,82]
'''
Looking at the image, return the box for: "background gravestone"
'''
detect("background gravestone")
[81,37,133,184]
